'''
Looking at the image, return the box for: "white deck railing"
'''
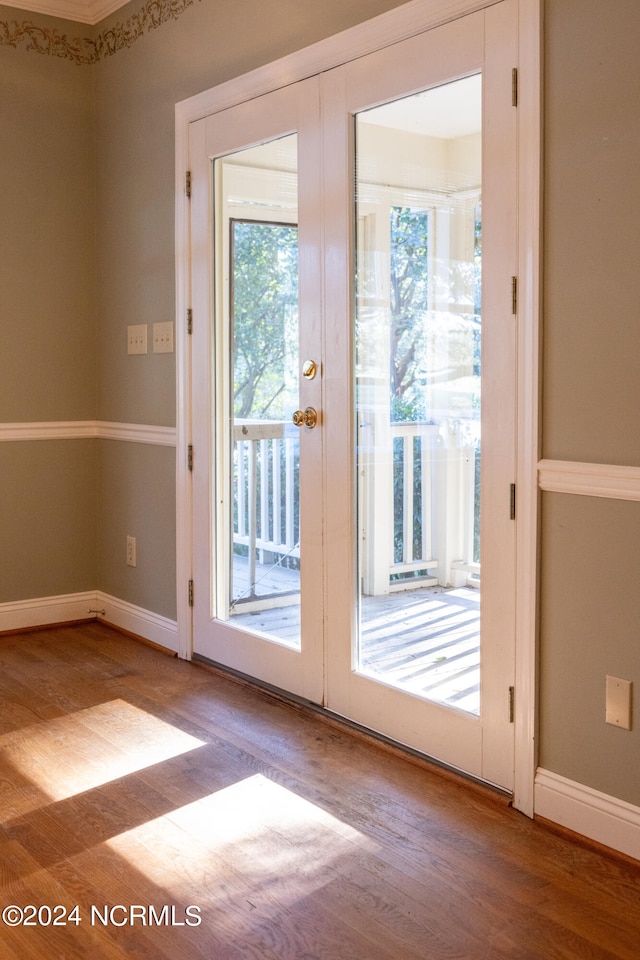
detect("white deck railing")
[388,419,479,590]
[233,417,479,599]
[233,420,300,598]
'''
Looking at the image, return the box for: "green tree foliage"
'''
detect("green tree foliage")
[389,206,429,422]
[232,220,298,420]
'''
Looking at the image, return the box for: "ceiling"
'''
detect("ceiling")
[362,74,482,140]
[5,0,130,25]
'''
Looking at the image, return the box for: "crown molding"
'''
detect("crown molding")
[2,0,129,25]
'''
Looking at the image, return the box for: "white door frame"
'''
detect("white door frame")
[174,0,541,817]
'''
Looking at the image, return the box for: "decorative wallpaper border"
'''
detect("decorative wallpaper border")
[0,0,200,64]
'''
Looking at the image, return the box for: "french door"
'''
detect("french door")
[190,3,518,789]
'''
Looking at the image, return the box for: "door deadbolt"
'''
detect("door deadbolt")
[302,359,318,380]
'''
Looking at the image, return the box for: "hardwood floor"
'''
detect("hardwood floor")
[0,622,638,959]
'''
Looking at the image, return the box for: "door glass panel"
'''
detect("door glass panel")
[214,135,301,649]
[355,76,482,713]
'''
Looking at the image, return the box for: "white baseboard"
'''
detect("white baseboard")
[0,592,98,633]
[535,768,640,861]
[0,591,178,654]
[96,592,178,653]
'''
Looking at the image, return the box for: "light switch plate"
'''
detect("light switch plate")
[127,324,147,355]
[153,321,174,353]
[606,675,632,730]
[126,535,137,568]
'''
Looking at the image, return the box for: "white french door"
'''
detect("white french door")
[190,78,325,704]
[189,2,518,790]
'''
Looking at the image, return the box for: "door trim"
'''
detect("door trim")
[513,0,542,818]
[175,0,541,816]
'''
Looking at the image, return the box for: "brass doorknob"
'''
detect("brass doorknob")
[293,406,318,429]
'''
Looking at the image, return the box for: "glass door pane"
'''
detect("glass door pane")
[214,135,301,649]
[355,76,482,714]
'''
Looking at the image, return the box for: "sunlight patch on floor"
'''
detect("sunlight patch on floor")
[0,700,205,815]
[105,774,373,910]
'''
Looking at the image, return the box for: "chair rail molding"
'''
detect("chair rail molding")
[0,421,176,446]
[538,459,640,502]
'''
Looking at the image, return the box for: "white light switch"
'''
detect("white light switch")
[606,676,632,730]
[127,324,147,355]
[152,321,174,354]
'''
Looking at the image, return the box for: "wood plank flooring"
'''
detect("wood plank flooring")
[0,621,638,959]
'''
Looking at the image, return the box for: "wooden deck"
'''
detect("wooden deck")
[231,556,480,715]
[360,586,480,715]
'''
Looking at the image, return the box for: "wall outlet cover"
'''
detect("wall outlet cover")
[605,675,632,730]
[126,535,137,568]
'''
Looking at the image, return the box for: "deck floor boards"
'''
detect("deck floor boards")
[231,560,480,712]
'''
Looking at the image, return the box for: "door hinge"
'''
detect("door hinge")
[511,276,518,315]
[508,685,515,723]
[185,170,192,198]
[510,483,516,520]
[512,68,518,107]
[188,579,194,607]
[187,308,193,335]
[187,444,194,472]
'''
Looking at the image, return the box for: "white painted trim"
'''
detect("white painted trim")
[513,0,543,819]
[6,0,129,25]
[97,592,178,652]
[0,421,176,446]
[0,590,177,652]
[176,0,505,126]
[0,421,99,441]
[535,769,640,862]
[0,592,97,633]
[175,95,193,661]
[88,0,128,22]
[538,459,640,502]
[97,422,177,446]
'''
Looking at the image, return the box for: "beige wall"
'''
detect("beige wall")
[0,20,97,604]
[2,0,640,809]
[96,441,175,618]
[539,493,640,806]
[0,440,97,603]
[543,0,640,466]
[539,0,640,806]
[0,38,96,423]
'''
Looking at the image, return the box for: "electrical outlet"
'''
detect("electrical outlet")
[606,676,632,729]
[152,321,174,353]
[127,324,147,355]
[126,535,137,568]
